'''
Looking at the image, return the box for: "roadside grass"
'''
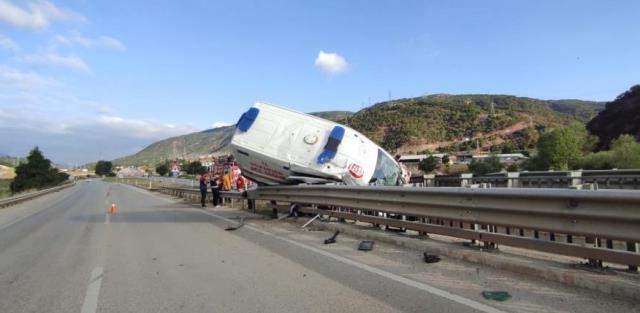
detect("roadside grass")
[0,179,12,199]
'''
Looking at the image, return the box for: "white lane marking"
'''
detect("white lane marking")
[104,213,110,225]
[198,210,507,313]
[80,267,104,313]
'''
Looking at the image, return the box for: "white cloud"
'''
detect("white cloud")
[0,108,198,164]
[314,50,348,75]
[0,0,85,30]
[54,32,126,51]
[211,121,231,128]
[0,65,60,90]
[0,34,19,51]
[21,53,91,73]
[97,115,197,139]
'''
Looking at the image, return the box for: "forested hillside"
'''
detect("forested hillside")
[343,94,603,153]
[587,85,640,150]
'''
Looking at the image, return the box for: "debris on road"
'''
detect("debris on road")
[423,253,441,263]
[481,291,511,302]
[358,240,375,251]
[324,230,340,244]
[302,214,321,228]
[225,217,245,231]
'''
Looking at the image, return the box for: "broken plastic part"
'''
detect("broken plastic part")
[358,240,374,251]
[324,230,340,244]
[481,291,511,302]
[423,253,441,263]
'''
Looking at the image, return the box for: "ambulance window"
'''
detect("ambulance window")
[371,149,400,186]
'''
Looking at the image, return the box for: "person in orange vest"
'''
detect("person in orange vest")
[221,170,232,204]
[222,171,232,191]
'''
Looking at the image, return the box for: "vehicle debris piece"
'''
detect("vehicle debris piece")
[423,253,441,263]
[324,230,340,244]
[302,214,321,228]
[225,217,245,231]
[481,291,511,302]
[358,240,375,251]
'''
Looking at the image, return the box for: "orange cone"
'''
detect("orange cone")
[110,203,118,215]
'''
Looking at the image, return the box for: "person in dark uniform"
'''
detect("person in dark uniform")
[199,174,208,207]
[210,174,221,208]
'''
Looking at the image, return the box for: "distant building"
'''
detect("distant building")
[471,153,529,164]
[398,154,455,165]
[170,162,181,177]
[117,166,146,178]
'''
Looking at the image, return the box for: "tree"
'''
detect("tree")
[468,156,503,176]
[156,164,169,176]
[183,161,206,175]
[506,163,519,172]
[381,126,410,152]
[10,147,69,193]
[95,160,113,176]
[536,127,585,170]
[418,155,437,173]
[587,85,640,150]
[610,134,640,168]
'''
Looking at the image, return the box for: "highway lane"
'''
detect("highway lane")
[0,180,637,313]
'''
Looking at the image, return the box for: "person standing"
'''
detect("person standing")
[199,174,208,207]
[221,170,231,203]
[210,174,221,208]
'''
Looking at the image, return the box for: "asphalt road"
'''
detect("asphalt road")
[0,180,637,313]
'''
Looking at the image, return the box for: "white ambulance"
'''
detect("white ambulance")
[229,102,409,186]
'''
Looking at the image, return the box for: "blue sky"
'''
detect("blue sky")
[1,0,639,164]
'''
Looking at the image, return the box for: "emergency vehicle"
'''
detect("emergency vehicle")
[229,102,409,186]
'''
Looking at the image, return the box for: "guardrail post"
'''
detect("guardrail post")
[423,174,435,187]
[460,173,473,187]
[628,242,638,272]
[507,172,520,188]
[568,171,582,188]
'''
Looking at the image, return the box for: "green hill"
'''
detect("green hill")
[343,94,604,153]
[113,126,234,166]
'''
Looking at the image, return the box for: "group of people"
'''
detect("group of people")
[198,171,247,208]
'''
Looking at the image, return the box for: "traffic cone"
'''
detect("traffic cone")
[110,203,118,215]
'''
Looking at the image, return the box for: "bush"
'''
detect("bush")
[506,163,519,172]
[183,161,206,175]
[574,134,640,170]
[418,155,437,173]
[610,134,640,168]
[468,156,503,176]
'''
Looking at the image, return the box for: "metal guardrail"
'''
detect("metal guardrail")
[0,182,75,208]
[424,170,640,189]
[155,184,640,269]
